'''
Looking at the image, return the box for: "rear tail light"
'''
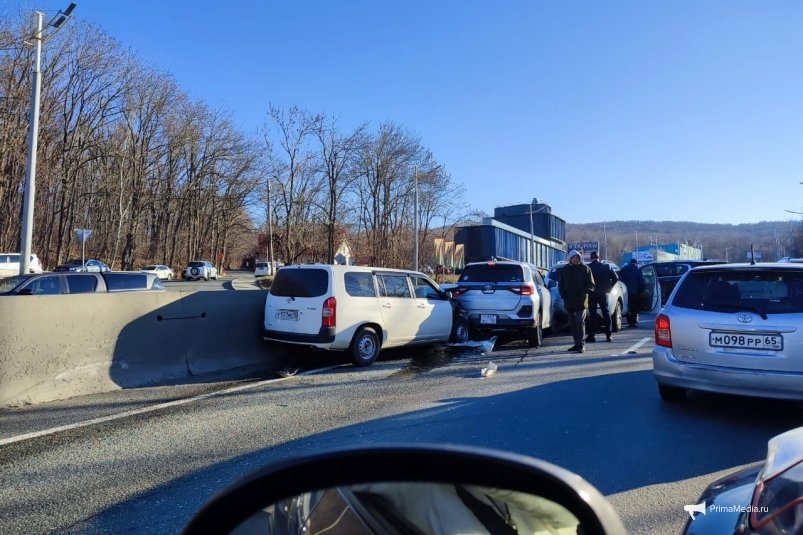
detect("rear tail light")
[510,283,535,296]
[322,297,336,327]
[452,286,467,297]
[655,313,672,347]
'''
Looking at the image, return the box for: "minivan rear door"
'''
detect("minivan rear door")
[265,267,329,336]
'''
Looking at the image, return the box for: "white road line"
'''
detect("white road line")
[625,336,653,354]
[0,366,341,447]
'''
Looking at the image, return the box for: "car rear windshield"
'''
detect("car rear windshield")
[672,269,803,314]
[188,261,204,267]
[255,262,268,268]
[459,264,524,283]
[270,268,328,298]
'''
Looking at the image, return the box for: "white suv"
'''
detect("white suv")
[0,253,43,276]
[452,259,552,348]
[184,260,217,281]
[263,264,463,366]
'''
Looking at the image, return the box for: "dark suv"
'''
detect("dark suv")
[452,260,551,348]
[648,260,727,304]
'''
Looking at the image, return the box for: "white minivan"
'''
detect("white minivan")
[263,264,465,366]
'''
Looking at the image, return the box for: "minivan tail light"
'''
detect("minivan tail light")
[510,283,535,296]
[322,297,336,327]
[655,313,672,347]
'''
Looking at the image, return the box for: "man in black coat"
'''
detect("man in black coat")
[619,258,645,327]
[558,249,595,353]
[585,251,619,342]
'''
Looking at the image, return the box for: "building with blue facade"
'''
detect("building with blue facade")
[455,200,567,271]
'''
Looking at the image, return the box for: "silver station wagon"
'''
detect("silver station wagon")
[653,262,803,403]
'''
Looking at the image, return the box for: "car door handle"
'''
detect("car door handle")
[417,304,426,308]
[382,303,392,308]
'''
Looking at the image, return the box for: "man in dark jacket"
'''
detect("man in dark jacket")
[619,258,645,327]
[585,251,619,342]
[558,249,595,353]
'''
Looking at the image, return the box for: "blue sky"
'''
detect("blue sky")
[14,0,803,225]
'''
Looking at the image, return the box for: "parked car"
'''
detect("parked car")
[451,259,552,348]
[254,261,272,277]
[0,271,164,295]
[263,264,466,366]
[184,260,218,281]
[647,259,727,304]
[141,264,174,280]
[653,262,803,403]
[54,259,110,273]
[547,261,644,332]
[681,425,803,535]
[0,253,43,276]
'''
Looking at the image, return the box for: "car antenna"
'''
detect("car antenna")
[750,245,756,265]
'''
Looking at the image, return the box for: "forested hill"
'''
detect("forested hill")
[566,220,803,264]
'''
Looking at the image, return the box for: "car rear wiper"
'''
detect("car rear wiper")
[702,302,768,320]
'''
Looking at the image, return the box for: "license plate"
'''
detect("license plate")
[480,314,497,325]
[709,332,783,351]
[277,309,298,321]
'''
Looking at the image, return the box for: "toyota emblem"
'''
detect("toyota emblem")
[736,312,753,323]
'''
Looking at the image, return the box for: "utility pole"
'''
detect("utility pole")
[19,3,76,275]
[412,168,419,271]
[267,177,275,274]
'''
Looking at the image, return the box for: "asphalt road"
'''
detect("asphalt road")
[1,318,801,534]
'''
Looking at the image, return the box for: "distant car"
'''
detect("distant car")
[54,259,110,273]
[435,265,452,275]
[0,253,43,276]
[184,260,217,281]
[646,260,727,304]
[0,271,164,295]
[141,264,174,280]
[653,262,803,403]
[451,259,552,348]
[681,425,803,535]
[254,261,271,277]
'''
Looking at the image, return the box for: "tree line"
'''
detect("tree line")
[0,12,474,273]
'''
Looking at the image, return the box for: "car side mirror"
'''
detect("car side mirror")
[182,444,626,535]
[17,288,34,295]
[547,280,557,289]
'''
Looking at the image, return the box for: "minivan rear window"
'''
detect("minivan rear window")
[460,264,524,283]
[270,268,328,298]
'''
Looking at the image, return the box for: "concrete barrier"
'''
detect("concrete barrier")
[0,290,271,407]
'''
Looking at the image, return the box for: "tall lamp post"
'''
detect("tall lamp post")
[19,3,77,275]
[526,201,550,265]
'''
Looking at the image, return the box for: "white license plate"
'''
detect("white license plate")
[277,309,298,321]
[709,332,783,351]
[480,314,497,325]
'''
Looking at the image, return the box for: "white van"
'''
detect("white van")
[263,264,463,366]
[0,253,44,277]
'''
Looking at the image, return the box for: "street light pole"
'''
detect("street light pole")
[19,3,76,275]
[19,12,43,275]
[525,202,549,265]
[413,167,419,272]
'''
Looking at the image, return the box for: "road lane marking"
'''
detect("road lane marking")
[0,366,341,447]
[625,337,653,355]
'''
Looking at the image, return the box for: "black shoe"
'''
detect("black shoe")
[585,336,596,343]
[577,345,585,353]
[606,335,612,342]
[568,345,579,352]
[633,323,639,327]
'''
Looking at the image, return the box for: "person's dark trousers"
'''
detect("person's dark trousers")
[627,296,639,326]
[586,291,612,338]
[569,308,587,348]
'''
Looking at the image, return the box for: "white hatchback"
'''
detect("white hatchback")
[263,264,462,366]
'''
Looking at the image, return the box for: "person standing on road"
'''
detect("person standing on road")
[585,251,619,343]
[619,258,645,327]
[558,249,595,353]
